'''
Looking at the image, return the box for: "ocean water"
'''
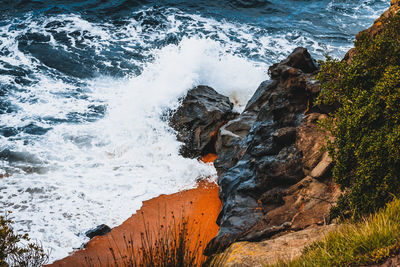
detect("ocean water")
[0,0,389,262]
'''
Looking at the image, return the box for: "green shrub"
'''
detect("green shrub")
[0,212,49,266]
[316,13,400,219]
[274,197,400,267]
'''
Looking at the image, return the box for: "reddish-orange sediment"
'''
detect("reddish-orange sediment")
[200,153,218,164]
[48,179,221,267]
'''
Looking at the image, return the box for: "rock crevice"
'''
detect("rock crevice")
[169,47,339,256]
[205,47,339,254]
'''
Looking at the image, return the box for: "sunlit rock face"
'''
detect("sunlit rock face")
[217,224,337,267]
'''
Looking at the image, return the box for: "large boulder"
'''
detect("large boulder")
[206,47,338,254]
[169,85,237,158]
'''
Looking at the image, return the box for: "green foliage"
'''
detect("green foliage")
[273,197,400,267]
[0,212,49,267]
[316,13,400,219]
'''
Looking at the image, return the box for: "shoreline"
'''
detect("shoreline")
[48,176,221,266]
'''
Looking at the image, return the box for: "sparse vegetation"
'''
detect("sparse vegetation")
[0,212,49,267]
[316,13,400,219]
[84,213,208,267]
[274,197,400,266]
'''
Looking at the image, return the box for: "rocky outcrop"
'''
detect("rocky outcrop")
[214,47,319,175]
[216,224,336,267]
[169,47,339,256]
[203,47,340,254]
[216,114,339,245]
[169,85,237,158]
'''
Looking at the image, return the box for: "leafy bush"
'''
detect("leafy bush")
[0,213,49,266]
[273,197,400,267]
[316,13,400,219]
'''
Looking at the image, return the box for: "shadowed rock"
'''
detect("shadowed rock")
[85,224,111,239]
[205,47,339,255]
[169,85,237,158]
[268,47,318,79]
[168,48,339,256]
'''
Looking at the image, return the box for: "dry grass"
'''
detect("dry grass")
[273,198,400,266]
[84,213,208,267]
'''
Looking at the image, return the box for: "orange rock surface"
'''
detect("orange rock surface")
[48,180,221,267]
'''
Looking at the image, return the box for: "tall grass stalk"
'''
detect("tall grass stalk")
[84,212,208,267]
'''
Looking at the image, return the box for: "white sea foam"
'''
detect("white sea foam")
[0,15,267,261]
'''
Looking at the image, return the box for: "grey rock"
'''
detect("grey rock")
[169,85,237,158]
[205,47,332,255]
[85,224,111,239]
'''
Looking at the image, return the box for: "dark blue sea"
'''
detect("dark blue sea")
[0,0,389,261]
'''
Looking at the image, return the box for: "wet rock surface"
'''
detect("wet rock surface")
[169,85,237,158]
[171,47,340,255]
[85,224,111,239]
[205,47,339,254]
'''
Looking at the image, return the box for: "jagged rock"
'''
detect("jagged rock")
[169,85,237,158]
[268,47,318,80]
[217,224,337,267]
[205,47,327,255]
[214,112,256,175]
[295,113,333,175]
[211,3,399,263]
[243,80,279,112]
[85,224,111,239]
[238,174,340,243]
[273,127,297,148]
